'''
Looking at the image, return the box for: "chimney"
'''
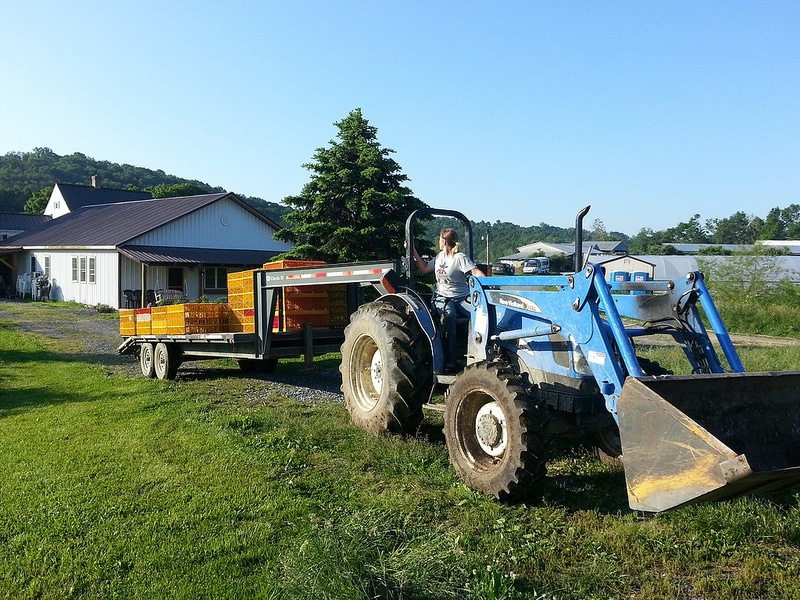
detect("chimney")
[91,174,103,188]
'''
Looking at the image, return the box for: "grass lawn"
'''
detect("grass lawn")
[2,303,800,599]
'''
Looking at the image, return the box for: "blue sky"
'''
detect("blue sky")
[1,1,797,235]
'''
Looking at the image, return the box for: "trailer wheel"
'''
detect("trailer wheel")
[340,302,433,434]
[139,343,156,378]
[154,342,180,380]
[444,362,549,501]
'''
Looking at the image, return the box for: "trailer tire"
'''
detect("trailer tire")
[154,342,180,380]
[340,301,433,435]
[139,343,156,378]
[444,362,549,501]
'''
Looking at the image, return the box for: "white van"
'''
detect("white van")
[522,257,550,275]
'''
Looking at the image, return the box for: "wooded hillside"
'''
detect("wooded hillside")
[0,148,290,226]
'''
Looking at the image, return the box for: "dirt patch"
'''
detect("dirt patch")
[2,300,344,403]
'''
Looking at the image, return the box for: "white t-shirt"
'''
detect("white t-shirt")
[428,251,476,299]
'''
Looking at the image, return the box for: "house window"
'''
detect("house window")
[167,267,183,291]
[203,267,228,291]
[44,256,51,278]
[88,257,96,283]
[30,256,36,273]
[72,256,78,282]
[79,257,87,283]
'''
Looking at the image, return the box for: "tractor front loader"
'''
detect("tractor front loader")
[340,207,800,512]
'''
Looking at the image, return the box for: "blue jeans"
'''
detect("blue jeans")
[432,294,469,368]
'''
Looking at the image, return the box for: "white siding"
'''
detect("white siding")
[131,197,291,251]
[20,249,120,307]
[43,185,71,219]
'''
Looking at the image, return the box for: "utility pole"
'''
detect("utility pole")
[481,229,490,264]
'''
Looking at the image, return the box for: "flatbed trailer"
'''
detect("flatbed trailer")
[118,260,403,379]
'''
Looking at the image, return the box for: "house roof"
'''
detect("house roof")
[54,183,152,210]
[0,193,280,248]
[118,245,281,266]
[0,212,51,230]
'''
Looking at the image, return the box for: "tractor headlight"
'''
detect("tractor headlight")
[570,336,593,376]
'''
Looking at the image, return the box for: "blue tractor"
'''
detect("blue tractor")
[340,208,800,512]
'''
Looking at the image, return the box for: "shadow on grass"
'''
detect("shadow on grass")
[174,361,345,398]
[0,382,99,416]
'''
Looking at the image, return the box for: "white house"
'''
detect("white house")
[0,193,292,308]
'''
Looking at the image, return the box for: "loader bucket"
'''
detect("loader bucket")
[617,372,800,512]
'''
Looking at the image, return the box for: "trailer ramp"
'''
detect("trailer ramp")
[618,371,800,512]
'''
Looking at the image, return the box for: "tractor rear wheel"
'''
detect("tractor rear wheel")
[444,362,549,501]
[340,301,433,434]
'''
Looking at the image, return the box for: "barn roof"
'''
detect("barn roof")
[54,182,152,210]
[0,193,279,248]
[0,212,51,230]
[118,245,280,266]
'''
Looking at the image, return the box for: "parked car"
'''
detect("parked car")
[490,263,514,275]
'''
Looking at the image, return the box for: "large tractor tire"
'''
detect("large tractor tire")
[340,301,433,435]
[444,362,549,501]
[154,342,180,380]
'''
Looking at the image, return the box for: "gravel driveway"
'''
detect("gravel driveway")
[3,300,344,403]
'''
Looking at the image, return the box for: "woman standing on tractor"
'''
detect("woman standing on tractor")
[412,228,485,373]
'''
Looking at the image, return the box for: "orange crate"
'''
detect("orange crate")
[120,309,135,336]
[283,309,330,331]
[263,259,326,270]
[135,308,152,335]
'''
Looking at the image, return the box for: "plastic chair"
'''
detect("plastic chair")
[122,290,135,308]
[133,290,142,307]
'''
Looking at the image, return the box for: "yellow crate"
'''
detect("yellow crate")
[328,285,349,328]
[120,309,136,336]
[135,308,152,335]
[150,304,223,335]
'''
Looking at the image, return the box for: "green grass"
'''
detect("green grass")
[3,305,800,598]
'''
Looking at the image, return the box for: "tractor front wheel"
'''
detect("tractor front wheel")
[340,301,433,434]
[444,362,549,501]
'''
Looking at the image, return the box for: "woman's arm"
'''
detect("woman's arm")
[413,247,434,274]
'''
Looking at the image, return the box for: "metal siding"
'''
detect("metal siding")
[23,250,119,307]
[133,198,290,251]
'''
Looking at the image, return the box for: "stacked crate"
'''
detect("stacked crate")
[226,269,257,332]
[135,308,152,334]
[263,260,331,332]
[150,304,225,335]
[327,284,349,328]
[120,309,136,336]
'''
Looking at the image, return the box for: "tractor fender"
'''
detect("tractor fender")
[375,292,445,373]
